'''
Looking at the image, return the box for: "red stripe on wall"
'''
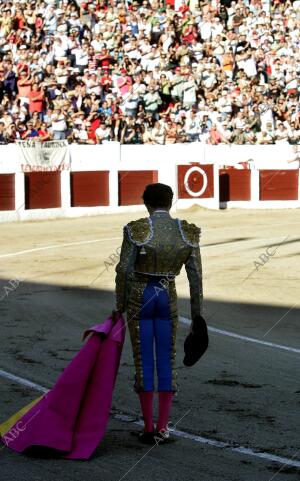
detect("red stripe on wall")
[71,171,109,207]
[260,170,299,201]
[118,171,158,206]
[0,174,15,211]
[219,169,251,202]
[25,172,61,209]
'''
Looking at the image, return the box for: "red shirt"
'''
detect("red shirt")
[17,79,32,98]
[28,89,44,113]
[88,130,97,143]
[97,53,112,68]
[38,129,49,139]
[90,118,100,131]
[179,4,189,14]
[209,129,223,145]
[100,74,112,86]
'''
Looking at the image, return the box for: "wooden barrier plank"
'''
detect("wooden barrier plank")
[260,170,299,201]
[71,171,109,207]
[219,169,251,202]
[25,172,61,209]
[118,171,158,206]
[0,174,15,211]
[178,164,214,199]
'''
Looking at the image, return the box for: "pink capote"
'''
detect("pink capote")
[1,314,125,459]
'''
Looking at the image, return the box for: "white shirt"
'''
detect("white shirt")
[91,39,105,52]
[95,127,110,140]
[51,114,67,132]
[243,56,257,77]
[199,21,212,41]
[74,48,89,66]
[52,43,67,59]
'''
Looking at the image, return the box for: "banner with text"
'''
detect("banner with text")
[17,140,70,172]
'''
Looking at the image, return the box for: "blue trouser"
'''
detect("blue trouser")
[137,278,173,392]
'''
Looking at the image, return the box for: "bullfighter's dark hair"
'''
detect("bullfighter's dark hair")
[142,183,174,209]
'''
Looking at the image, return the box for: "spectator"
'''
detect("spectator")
[0,122,8,144]
[28,83,44,118]
[95,121,111,144]
[151,121,165,144]
[121,117,139,144]
[165,119,178,144]
[143,86,162,118]
[37,122,51,142]
[21,121,39,140]
[274,122,289,144]
[185,110,200,142]
[208,124,229,145]
[50,108,67,140]
[17,70,32,107]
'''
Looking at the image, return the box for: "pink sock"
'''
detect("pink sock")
[157,392,173,433]
[138,391,154,433]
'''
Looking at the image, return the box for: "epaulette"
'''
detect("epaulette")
[178,219,201,248]
[126,217,153,246]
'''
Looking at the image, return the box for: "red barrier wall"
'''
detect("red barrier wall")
[0,174,15,211]
[25,172,61,209]
[118,170,158,205]
[71,171,109,207]
[260,170,299,201]
[178,164,214,198]
[219,169,251,202]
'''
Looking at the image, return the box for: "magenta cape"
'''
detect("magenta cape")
[0,314,126,459]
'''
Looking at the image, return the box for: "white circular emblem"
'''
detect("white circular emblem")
[184,166,208,197]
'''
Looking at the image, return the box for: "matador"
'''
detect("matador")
[115,183,203,444]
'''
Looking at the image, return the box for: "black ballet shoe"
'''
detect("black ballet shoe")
[137,431,155,445]
[153,430,170,445]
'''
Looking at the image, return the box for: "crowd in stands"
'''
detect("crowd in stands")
[0,0,300,145]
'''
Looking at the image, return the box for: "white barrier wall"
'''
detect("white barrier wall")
[0,143,299,223]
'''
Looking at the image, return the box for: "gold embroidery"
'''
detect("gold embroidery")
[127,218,152,245]
[115,228,136,312]
[167,281,178,392]
[180,220,201,246]
[134,216,191,275]
[127,280,147,391]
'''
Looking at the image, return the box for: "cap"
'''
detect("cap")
[183,315,209,367]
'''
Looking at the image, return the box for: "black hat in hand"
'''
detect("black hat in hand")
[183,315,209,367]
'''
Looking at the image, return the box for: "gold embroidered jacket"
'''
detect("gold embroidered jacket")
[115,211,203,319]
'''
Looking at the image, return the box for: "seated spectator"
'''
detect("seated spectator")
[207,124,229,145]
[37,122,51,142]
[21,121,39,140]
[185,111,200,142]
[165,120,178,144]
[151,121,166,145]
[256,130,274,145]
[95,121,111,144]
[0,122,8,144]
[121,117,139,144]
[274,122,290,144]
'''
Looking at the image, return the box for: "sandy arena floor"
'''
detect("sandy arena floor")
[0,206,299,481]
